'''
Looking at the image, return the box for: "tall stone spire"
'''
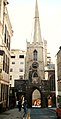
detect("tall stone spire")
[33,0,42,43]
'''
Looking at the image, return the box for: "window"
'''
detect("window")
[12,62,15,64]
[10,75,12,80]
[19,55,24,58]
[19,69,23,72]
[7,58,9,74]
[33,50,38,61]
[0,69,2,73]
[8,35,10,50]
[3,53,9,74]
[10,68,13,72]
[19,75,23,79]
[20,62,24,64]
[11,56,15,58]
[3,53,5,71]
[4,25,7,43]
[5,54,7,73]
[4,25,11,51]
[7,30,9,48]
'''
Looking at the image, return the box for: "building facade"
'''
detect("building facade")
[10,49,26,87]
[25,0,47,83]
[10,0,56,108]
[56,46,61,104]
[0,0,13,111]
[24,0,47,108]
[44,63,56,107]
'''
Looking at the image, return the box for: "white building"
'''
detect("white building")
[0,0,13,110]
[10,49,26,87]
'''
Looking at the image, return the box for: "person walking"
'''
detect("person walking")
[16,100,19,108]
[21,96,24,108]
[23,99,27,114]
[18,98,22,111]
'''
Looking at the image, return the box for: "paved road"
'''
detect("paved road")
[0,108,30,119]
[30,108,57,119]
[0,108,26,119]
[0,108,57,119]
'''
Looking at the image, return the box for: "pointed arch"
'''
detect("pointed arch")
[33,49,38,61]
[32,71,38,77]
[32,89,41,107]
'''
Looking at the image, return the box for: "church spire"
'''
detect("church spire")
[33,0,42,43]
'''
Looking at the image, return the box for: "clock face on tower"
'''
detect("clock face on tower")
[32,62,39,68]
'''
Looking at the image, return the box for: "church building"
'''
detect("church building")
[25,0,47,83]
[10,0,55,108]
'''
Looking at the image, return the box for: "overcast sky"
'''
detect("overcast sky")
[8,0,61,62]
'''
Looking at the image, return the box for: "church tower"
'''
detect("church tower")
[25,0,47,83]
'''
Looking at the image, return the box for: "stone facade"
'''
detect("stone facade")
[0,0,13,111]
[56,46,61,96]
[25,0,47,83]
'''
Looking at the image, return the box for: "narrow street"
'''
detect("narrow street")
[30,108,57,119]
[0,107,57,119]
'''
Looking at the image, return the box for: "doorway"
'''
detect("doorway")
[32,89,41,107]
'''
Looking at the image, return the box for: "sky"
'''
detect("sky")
[8,0,61,62]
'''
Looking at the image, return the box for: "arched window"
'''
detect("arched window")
[33,50,38,61]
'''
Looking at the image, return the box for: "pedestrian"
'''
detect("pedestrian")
[23,99,27,114]
[16,100,19,108]
[18,98,22,111]
[21,96,24,108]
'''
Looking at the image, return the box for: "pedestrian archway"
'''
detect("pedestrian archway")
[32,89,41,107]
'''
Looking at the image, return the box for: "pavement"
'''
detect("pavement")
[48,107,56,111]
[0,107,31,119]
[0,107,56,119]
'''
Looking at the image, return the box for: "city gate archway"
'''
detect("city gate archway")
[14,79,56,108]
[26,85,42,108]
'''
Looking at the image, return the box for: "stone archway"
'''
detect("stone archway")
[32,89,41,107]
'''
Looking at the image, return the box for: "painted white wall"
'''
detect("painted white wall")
[10,49,26,87]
